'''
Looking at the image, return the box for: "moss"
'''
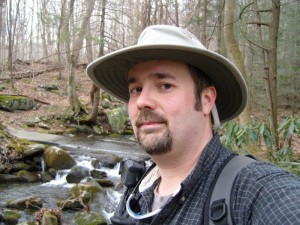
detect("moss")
[3,210,21,224]
[74,211,107,225]
[6,138,34,153]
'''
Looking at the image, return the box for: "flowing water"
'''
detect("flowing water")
[0,131,147,224]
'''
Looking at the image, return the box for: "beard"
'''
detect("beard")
[135,109,172,155]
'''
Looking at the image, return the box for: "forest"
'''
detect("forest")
[0,0,299,169]
[0,0,299,224]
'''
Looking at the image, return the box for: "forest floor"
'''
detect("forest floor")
[0,61,94,134]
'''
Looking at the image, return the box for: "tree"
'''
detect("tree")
[86,0,107,123]
[0,0,6,73]
[223,0,250,125]
[250,0,280,149]
[64,0,95,116]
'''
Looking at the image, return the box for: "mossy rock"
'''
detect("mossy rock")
[71,181,105,204]
[17,170,40,183]
[107,108,125,134]
[44,146,76,170]
[6,196,43,210]
[6,138,35,154]
[3,210,21,224]
[74,211,107,225]
[94,179,114,187]
[0,95,36,112]
[41,211,58,225]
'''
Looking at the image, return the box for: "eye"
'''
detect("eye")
[161,83,173,90]
[129,87,142,95]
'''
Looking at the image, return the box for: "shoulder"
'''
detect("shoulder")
[233,161,300,225]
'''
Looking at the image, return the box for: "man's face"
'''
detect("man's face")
[127,60,207,155]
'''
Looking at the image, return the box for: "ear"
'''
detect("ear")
[201,86,217,116]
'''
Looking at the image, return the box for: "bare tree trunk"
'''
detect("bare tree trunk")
[223,0,250,125]
[266,0,280,148]
[41,0,49,63]
[56,0,66,80]
[87,0,107,123]
[65,0,95,116]
[142,0,152,29]
[174,0,179,27]
[7,0,20,88]
[201,0,207,45]
[0,0,6,73]
[253,0,280,149]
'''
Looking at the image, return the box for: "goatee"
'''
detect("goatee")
[135,108,172,155]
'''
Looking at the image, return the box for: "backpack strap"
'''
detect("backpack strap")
[204,155,255,225]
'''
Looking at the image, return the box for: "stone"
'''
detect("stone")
[17,170,40,183]
[2,210,21,225]
[6,196,43,210]
[71,181,104,203]
[41,171,54,182]
[95,179,114,187]
[44,146,76,170]
[38,84,59,91]
[90,170,107,179]
[74,211,107,225]
[11,162,33,172]
[57,198,84,211]
[66,165,90,184]
[107,107,125,134]
[0,95,36,112]
[41,211,58,225]
[0,174,27,183]
[23,143,45,157]
[101,98,111,109]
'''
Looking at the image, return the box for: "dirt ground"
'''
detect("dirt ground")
[0,61,94,133]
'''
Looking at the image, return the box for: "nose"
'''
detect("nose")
[136,87,156,110]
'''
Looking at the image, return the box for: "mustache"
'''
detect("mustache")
[135,109,167,128]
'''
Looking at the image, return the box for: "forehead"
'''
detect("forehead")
[127,60,190,80]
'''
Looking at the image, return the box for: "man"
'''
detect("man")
[87,25,300,225]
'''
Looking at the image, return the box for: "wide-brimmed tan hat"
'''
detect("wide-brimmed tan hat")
[87,25,247,122]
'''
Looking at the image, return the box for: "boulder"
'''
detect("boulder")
[17,170,40,183]
[0,95,36,112]
[107,108,125,134]
[44,146,76,170]
[66,165,90,184]
[41,211,58,225]
[41,171,54,182]
[91,155,122,169]
[11,162,33,172]
[71,181,105,203]
[74,211,107,225]
[2,210,21,225]
[57,198,84,211]
[101,98,111,109]
[6,196,43,210]
[23,143,46,157]
[0,174,27,183]
[95,179,114,187]
[90,170,107,179]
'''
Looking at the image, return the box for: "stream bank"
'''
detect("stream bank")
[0,129,147,225]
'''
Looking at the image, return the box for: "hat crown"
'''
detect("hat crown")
[137,25,206,50]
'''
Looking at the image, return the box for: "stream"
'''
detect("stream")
[0,129,148,224]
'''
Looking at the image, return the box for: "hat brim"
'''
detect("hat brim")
[87,45,247,123]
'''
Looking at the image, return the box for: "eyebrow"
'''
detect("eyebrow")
[127,72,176,84]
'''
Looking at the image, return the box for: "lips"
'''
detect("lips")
[138,120,165,128]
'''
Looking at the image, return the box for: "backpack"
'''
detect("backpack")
[204,155,256,225]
